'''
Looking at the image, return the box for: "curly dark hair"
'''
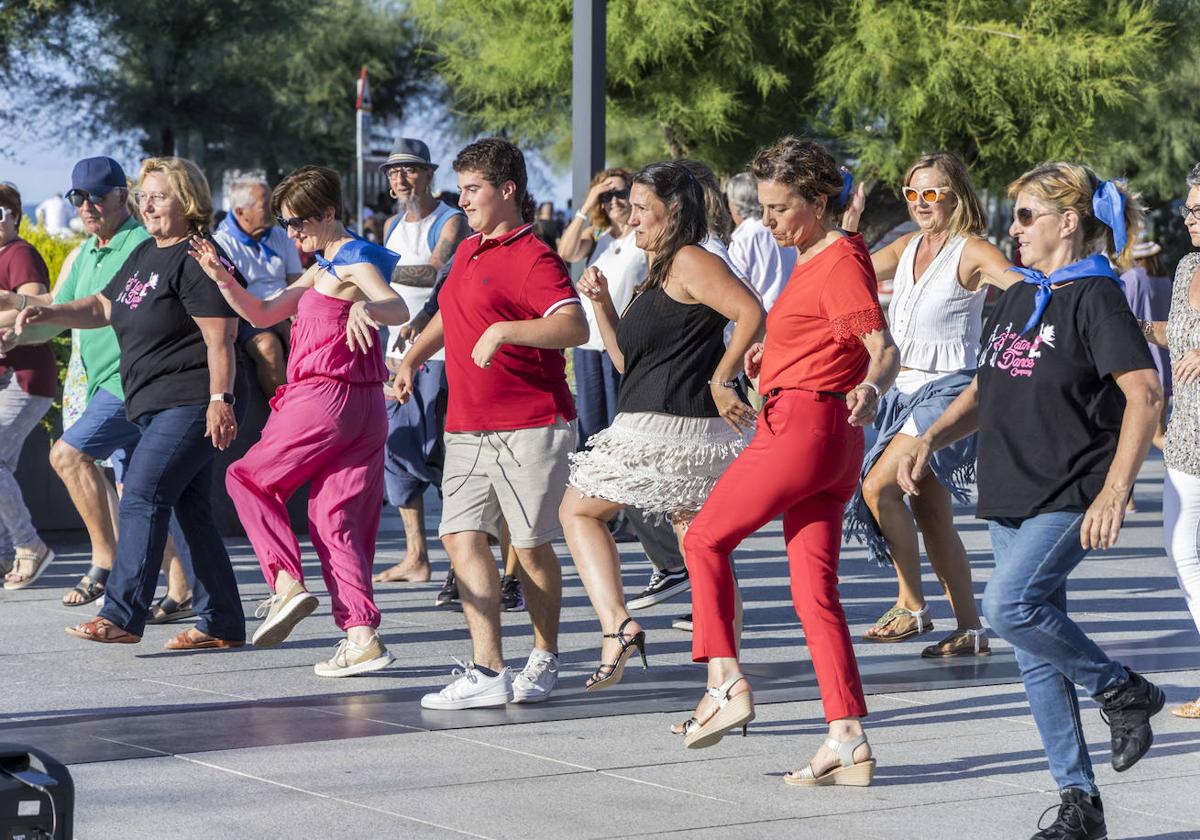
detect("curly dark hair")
[631,160,707,292]
[454,137,535,223]
[751,136,845,212]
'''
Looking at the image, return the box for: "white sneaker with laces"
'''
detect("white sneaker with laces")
[511,649,558,703]
[421,658,513,710]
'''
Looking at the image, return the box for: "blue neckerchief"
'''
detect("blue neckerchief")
[218,213,278,261]
[1007,253,1122,334]
[315,234,400,282]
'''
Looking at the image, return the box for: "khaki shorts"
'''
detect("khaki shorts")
[439,418,575,549]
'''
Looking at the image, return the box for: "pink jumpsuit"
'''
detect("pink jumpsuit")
[226,289,388,630]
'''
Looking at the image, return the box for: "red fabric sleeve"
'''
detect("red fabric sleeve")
[0,241,50,292]
[820,253,885,345]
[521,251,579,317]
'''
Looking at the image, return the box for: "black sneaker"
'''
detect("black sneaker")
[435,569,460,609]
[1096,666,1165,771]
[500,574,525,612]
[628,567,690,611]
[671,613,693,632]
[1032,789,1107,840]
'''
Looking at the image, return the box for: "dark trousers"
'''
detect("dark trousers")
[99,402,246,640]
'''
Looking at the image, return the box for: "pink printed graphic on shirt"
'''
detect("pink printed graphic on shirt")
[982,321,1057,378]
[116,271,160,310]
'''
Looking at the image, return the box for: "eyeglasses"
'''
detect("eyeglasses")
[386,164,427,178]
[132,191,171,207]
[600,189,630,205]
[902,186,954,204]
[1181,205,1200,222]
[276,215,310,230]
[66,188,115,208]
[1013,207,1057,227]
[0,207,10,223]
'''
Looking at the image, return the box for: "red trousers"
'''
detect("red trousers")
[684,389,869,722]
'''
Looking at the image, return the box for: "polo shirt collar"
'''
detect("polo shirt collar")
[476,223,533,251]
[90,215,142,255]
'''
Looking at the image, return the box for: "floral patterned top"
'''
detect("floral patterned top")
[1165,252,1200,477]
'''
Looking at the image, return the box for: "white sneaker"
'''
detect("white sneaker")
[421,658,513,710]
[511,649,558,704]
[313,634,395,678]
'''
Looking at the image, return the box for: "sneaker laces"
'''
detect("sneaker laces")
[329,638,354,666]
[516,654,557,686]
[646,569,670,589]
[1036,800,1086,836]
[254,594,280,619]
[443,656,480,694]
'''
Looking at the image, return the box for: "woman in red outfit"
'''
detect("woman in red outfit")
[682,137,899,787]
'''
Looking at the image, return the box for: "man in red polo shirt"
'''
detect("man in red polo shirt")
[394,138,587,709]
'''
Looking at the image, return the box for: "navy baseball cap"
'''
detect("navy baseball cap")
[69,157,128,195]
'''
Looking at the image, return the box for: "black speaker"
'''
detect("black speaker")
[0,745,73,840]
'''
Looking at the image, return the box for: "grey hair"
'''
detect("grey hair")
[725,172,760,220]
[228,175,270,210]
[1188,163,1200,189]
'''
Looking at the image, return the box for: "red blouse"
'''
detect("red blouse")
[758,233,885,395]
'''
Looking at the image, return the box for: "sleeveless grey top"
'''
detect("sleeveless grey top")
[1165,252,1200,476]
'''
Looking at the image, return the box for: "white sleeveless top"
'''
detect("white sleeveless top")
[888,234,985,372]
[385,200,460,362]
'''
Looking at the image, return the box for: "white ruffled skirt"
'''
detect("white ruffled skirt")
[568,411,747,517]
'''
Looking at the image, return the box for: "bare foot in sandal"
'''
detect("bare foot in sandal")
[3,540,55,591]
[784,721,874,786]
[863,603,932,642]
[63,564,110,606]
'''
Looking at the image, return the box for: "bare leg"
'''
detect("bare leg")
[561,489,638,673]
[514,542,562,655]
[246,331,287,399]
[910,474,981,631]
[374,494,432,582]
[443,530,504,670]
[51,440,117,605]
[161,535,192,602]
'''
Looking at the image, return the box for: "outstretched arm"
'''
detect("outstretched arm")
[188,235,311,327]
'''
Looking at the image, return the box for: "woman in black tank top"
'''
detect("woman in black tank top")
[559,161,765,693]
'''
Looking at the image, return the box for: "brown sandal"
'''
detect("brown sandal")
[164,628,244,651]
[66,617,141,644]
[1172,698,1200,719]
[921,628,990,658]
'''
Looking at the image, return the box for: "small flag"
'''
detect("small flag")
[355,67,372,112]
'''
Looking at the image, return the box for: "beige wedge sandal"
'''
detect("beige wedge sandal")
[785,733,876,787]
[683,673,754,750]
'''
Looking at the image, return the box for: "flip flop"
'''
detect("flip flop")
[164,629,244,650]
[62,564,109,607]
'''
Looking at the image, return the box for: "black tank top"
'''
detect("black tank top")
[616,284,732,417]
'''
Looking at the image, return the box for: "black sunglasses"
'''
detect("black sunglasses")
[276,214,311,230]
[66,188,116,208]
[600,189,630,204]
[1014,207,1056,226]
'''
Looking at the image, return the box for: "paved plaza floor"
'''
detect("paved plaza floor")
[2,453,1199,839]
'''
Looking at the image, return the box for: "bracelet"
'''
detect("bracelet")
[856,381,881,399]
[708,379,739,390]
[575,210,589,222]
[15,293,26,312]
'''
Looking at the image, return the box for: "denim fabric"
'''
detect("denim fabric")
[99,402,245,640]
[983,511,1127,794]
[384,361,446,507]
[573,348,620,445]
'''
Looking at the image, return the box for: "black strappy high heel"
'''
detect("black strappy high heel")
[585,617,648,692]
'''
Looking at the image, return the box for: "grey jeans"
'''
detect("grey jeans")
[0,371,52,555]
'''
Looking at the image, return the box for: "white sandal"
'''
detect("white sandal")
[683,673,754,749]
[785,733,876,787]
[863,604,933,642]
[3,545,55,591]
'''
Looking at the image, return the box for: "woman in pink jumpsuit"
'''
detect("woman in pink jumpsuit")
[189,165,409,677]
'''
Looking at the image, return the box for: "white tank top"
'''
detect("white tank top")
[385,200,459,362]
[888,234,985,372]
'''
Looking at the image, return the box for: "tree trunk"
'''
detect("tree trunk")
[661,122,689,159]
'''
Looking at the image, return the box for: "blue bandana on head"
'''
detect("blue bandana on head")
[218,213,278,261]
[314,234,401,282]
[1007,253,1123,335]
[1092,179,1128,254]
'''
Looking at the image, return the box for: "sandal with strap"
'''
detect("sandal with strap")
[1172,698,1200,719]
[65,617,141,644]
[784,733,876,787]
[921,627,990,658]
[670,717,699,736]
[585,617,647,692]
[684,673,754,749]
[3,544,55,591]
[62,565,109,607]
[863,604,933,642]
[148,594,197,624]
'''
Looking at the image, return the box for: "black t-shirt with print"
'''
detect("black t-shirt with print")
[101,237,241,422]
[975,275,1154,520]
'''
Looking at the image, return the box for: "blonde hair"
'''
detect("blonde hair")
[1007,161,1144,270]
[904,152,986,238]
[138,156,213,233]
[586,167,631,231]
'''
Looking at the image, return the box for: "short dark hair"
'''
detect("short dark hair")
[751,136,844,211]
[0,183,21,223]
[453,137,534,222]
[271,165,343,222]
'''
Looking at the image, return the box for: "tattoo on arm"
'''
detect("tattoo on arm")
[391,264,437,287]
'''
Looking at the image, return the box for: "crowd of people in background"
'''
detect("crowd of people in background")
[2,128,1199,840]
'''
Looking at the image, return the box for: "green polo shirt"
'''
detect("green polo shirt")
[54,216,150,402]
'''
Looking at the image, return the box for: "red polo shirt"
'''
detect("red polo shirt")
[439,223,579,432]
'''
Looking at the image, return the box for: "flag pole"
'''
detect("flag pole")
[355,66,370,233]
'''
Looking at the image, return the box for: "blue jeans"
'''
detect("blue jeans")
[573,348,620,445]
[99,403,245,640]
[384,361,446,507]
[983,511,1128,795]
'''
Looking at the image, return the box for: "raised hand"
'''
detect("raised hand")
[187,235,233,285]
[577,266,613,308]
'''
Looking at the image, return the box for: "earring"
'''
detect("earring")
[389,189,399,200]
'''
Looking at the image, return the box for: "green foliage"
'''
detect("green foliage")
[6,0,432,182]
[815,0,1170,190]
[410,0,825,174]
[17,219,83,288]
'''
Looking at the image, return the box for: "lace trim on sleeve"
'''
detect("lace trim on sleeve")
[830,306,886,345]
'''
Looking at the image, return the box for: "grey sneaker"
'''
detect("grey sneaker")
[251,581,319,647]
[511,649,558,703]
[314,634,395,678]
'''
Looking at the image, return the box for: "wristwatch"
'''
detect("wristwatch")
[708,379,739,390]
[210,393,236,405]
